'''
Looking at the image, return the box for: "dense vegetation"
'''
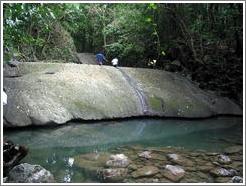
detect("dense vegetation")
[3,3,243,104]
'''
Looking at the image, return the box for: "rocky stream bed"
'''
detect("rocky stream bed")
[73,145,243,183]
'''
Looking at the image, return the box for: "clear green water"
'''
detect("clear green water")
[4,117,243,183]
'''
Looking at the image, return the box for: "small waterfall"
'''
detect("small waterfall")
[117,67,148,114]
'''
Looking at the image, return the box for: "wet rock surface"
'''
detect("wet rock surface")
[72,145,243,183]
[131,166,159,178]
[106,154,130,168]
[167,153,194,166]
[3,139,28,176]
[224,146,243,154]
[217,154,231,164]
[7,163,55,183]
[138,151,152,159]
[210,168,237,177]
[101,168,128,182]
[163,165,185,182]
[232,176,243,183]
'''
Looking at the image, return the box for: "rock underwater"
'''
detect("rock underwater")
[3,62,242,127]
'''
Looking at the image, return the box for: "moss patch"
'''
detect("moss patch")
[148,96,163,112]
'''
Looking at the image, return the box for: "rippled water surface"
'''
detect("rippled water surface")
[4,117,243,183]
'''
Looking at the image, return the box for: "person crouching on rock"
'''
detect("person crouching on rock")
[111,58,118,67]
[96,53,107,66]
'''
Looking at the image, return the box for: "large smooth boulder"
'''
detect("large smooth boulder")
[3,62,242,127]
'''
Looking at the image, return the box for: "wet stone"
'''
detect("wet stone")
[217,154,231,164]
[210,168,237,177]
[224,146,243,154]
[196,159,209,166]
[198,165,214,173]
[224,161,242,170]
[106,154,130,168]
[7,163,55,183]
[185,166,197,172]
[230,155,243,161]
[167,153,179,160]
[167,153,194,167]
[131,166,159,178]
[74,152,110,172]
[152,178,159,182]
[159,177,173,183]
[215,177,232,183]
[163,165,185,182]
[206,152,219,156]
[212,161,221,166]
[101,168,128,182]
[134,177,155,183]
[154,173,162,179]
[128,164,139,172]
[181,171,210,183]
[196,171,210,180]
[190,152,200,157]
[232,176,243,183]
[151,153,167,161]
[138,151,152,159]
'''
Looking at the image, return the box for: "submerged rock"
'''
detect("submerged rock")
[7,163,55,183]
[197,162,214,173]
[217,154,231,164]
[3,62,242,127]
[131,166,159,178]
[106,154,130,168]
[138,151,152,159]
[163,165,185,182]
[206,152,219,156]
[74,152,110,172]
[227,161,243,170]
[232,176,243,183]
[182,171,211,183]
[215,177,232,183]
[128,164,139,171]
[167,153,179,160]
[101,168,128,182]
[210,168,237,177]
[167,153,194,167]
[224,146,243,154]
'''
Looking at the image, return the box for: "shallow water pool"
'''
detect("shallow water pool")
[4,117,243,183]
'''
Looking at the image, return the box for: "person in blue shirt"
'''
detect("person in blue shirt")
[96,53,107,65]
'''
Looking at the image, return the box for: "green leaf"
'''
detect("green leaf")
[146,17,152,23]
[149,3,157,10]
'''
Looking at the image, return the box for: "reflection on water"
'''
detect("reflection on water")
[4,117,243,183]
